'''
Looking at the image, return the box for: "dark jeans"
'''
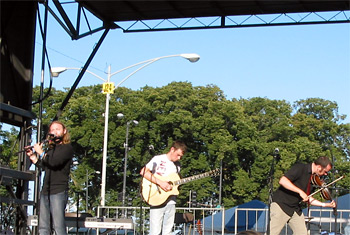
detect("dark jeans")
[39,191,68,235]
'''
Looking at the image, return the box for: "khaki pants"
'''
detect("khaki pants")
[269,202,307,235]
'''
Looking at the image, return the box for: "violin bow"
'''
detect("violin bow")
[308,175,345,198]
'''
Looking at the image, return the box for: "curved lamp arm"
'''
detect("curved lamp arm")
[51,53,200,86]
[111,53,200,88]
[51,67,105,82]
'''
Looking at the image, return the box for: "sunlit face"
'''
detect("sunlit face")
[315,164,332,176]
[49,123,66,140]
[168,148,184,162]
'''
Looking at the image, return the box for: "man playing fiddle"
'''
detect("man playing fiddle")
[269,156,336,235]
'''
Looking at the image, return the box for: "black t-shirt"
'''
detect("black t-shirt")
[272,163,312,216]
[41,144,74,195]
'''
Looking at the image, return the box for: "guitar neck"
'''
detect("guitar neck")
[174,169,218,186]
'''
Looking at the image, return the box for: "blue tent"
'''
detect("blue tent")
[202,200,267,233]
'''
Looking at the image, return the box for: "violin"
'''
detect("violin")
[309,174,344,199]
[310,174,345,216]
[310,174,332,201]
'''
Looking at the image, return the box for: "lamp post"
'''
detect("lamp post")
[86,169,100,212]
[51,53,200,206]
[122,120,139,207]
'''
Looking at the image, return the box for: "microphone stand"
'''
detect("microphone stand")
[333,189,338,235]
[329,140,339,235]
[139,145,156,234]
[328,185,341,235]
[312,184,342,235]
[267,148,279,235]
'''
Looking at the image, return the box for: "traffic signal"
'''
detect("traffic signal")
[127,197,133,217]
[191,191,197,207]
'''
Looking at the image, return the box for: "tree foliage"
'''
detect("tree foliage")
[1,82,349,211]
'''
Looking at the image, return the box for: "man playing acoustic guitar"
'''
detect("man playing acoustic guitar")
[140,140,187,235]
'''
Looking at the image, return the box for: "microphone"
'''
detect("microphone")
[47,133,58,141]
[148,145,155,155]
[274,148,279,155]
[274,148,280,160]
[47,133,62,142]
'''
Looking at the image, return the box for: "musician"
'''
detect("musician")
[140,140,187,235]
[26,121,73,235]
[269,156,336,235]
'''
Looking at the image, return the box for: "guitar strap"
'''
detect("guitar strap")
[174,161,182,178]
[306,174,312,225]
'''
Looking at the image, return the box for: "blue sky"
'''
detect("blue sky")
[33,4,350,123]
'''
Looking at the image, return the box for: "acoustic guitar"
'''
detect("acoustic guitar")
[141,169,219,206]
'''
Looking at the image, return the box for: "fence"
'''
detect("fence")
[233,208,267,234]
[232,207,350,235]
[306,208,350,235]
[68,206,350,235]
[95,206,225,235]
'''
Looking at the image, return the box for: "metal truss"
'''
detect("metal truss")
[43,0,117,40]
[118,11,350,33]
[43,1,349,38]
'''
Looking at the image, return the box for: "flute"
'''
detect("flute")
[16,134,56,154]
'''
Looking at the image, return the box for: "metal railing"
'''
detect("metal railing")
[307,209,350,235]
[232,207,350,235]
[70,206,350,235]
[233,208,267,234]
[96,205,225,235]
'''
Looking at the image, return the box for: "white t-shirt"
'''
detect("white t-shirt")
[146,154,180,177]
[145,154,180,204]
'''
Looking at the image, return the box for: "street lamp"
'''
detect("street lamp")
[51,53,200,206]
[85,169,100,212]
[122,120,139,207]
